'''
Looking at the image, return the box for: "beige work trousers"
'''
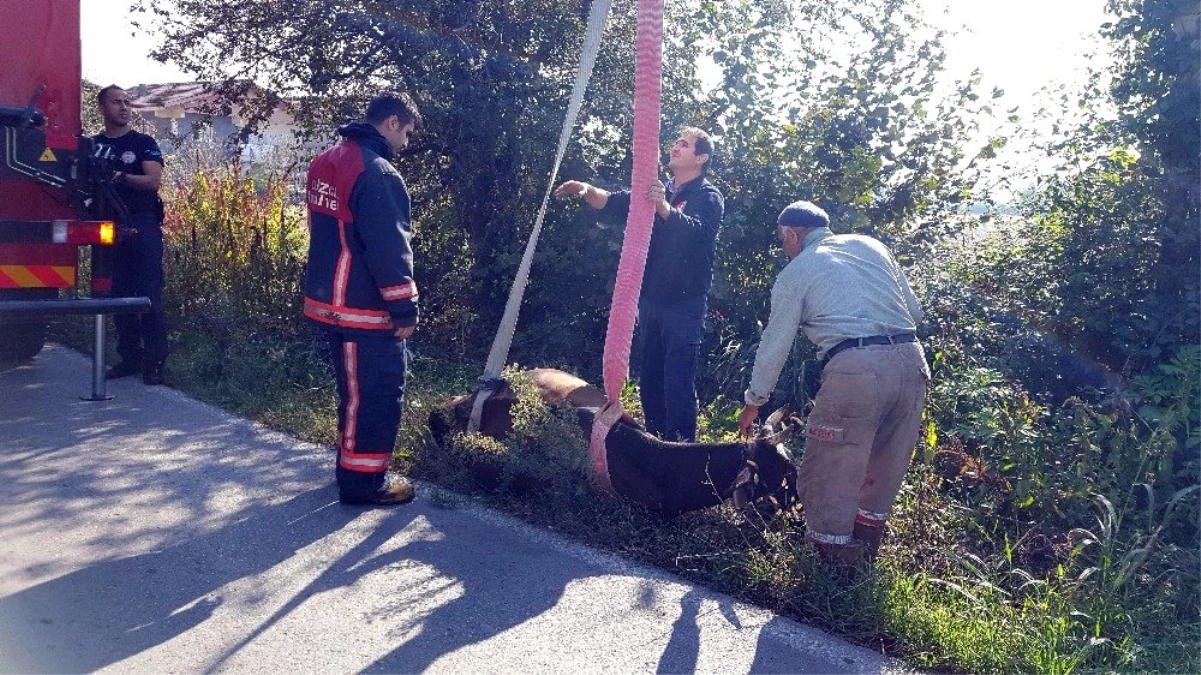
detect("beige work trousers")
[798,342,929,543]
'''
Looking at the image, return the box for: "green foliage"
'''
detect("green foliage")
[1016,156,1193,375]
[1128,343,1201,447]
[901,11,1201,669]
[1106,0,1199,195]
[1008,0,1200,380]
[906,216,1198,673]
[912,297,1199,674]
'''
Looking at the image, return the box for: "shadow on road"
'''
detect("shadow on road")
[656,588,703,674]
[1,350,587,673]
[0,488,384,673]
[358,505,580,673]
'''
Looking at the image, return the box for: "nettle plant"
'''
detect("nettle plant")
[1126,344,1200,482]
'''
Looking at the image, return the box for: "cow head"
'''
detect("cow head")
[731,407,801,515]
[429,383,519,445]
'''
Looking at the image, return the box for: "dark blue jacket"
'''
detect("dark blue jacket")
[303,123,419,335]
[597,175,724,303]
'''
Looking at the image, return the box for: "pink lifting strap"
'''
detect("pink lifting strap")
[587,401,624,495]
[589,0,663,490]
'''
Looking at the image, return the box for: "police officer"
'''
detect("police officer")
[93,85,168,385]
[303,92,422,506]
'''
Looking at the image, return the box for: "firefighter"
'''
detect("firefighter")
[304,92,422,506]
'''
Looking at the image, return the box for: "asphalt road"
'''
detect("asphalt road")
[0,345,908,674]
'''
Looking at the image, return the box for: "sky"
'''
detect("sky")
[919,0,1110,103]
[81,0,191,87]
[82,0,1112,106]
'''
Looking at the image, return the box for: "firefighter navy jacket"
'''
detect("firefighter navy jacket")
[304,123,419,335]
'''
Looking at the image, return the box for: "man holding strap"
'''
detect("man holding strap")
[555,127,724,442]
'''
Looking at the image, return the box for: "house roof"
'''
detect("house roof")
[128,82,228,112]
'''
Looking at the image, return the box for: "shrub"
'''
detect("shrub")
[162,142,307,341]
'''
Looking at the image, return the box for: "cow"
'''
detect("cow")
[430,368,800,518]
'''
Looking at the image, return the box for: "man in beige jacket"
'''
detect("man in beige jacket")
[738,201,928,565]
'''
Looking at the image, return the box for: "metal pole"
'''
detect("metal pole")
[83,313,113,401]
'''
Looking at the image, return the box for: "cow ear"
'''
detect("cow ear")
[731,468,753,509]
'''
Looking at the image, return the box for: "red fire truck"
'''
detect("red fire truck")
[0,0,148,396]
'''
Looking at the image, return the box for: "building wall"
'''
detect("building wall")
[136,106,301,163]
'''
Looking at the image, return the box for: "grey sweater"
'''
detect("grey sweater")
[744,228,924,406]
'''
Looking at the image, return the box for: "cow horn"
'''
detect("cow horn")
[763,405,788,428]
[764,414,802,445]
[757,405,791,438]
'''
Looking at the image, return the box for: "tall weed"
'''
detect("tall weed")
[159,141,326,423]
[163,141,306,338]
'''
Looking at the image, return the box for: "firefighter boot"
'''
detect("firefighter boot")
[340,475,416,506]
[814,540,866,567]
[853,521,885,562]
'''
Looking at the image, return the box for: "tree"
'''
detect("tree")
[1106,0,1200,365]
[1006,0,1200,377]
[81,80,104,135]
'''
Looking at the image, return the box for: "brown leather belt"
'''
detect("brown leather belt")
[823,332,916,362]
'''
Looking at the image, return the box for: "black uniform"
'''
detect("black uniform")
[598,176,724,440]
[92,129,168,368]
